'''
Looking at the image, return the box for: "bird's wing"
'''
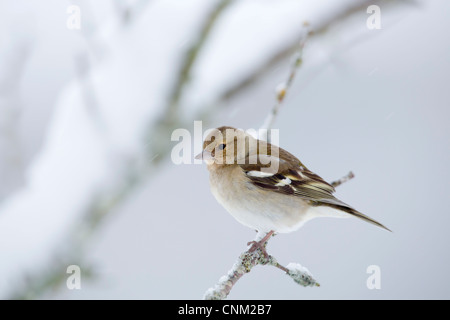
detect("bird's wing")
[240,151,338,204]
[239,146,390,231]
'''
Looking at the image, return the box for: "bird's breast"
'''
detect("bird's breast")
[208,165,311,233]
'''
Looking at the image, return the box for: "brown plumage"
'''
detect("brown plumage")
[197,126,390,233]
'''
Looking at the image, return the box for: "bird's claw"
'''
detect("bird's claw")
[247,240,269,259]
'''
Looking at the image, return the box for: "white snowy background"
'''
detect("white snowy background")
[0,0,449,299]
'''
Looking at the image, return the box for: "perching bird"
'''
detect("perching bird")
[196,126,390,255]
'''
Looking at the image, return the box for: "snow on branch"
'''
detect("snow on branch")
[0,31,32,200]
[6,0,235,300]
[203,243,319,300]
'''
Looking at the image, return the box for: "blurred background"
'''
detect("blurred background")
[0,0,449,299]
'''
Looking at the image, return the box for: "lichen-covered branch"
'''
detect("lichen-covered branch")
[203,237,319,300]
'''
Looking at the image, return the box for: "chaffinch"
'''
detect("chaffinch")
[196,126,390,254]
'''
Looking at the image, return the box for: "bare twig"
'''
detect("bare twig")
[262,27,308,133]
[331,171,355,188]
[197,0,409,122]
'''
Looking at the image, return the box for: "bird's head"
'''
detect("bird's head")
[195,126,259,166]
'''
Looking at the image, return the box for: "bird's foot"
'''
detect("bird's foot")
[247,230,275,259]
[247,240,269,258]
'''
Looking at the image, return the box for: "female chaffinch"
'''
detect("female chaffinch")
[196,126,389,254]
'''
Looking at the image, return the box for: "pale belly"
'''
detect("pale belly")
[208,166,314,233]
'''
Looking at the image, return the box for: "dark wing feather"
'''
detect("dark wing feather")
[239,145,390,231]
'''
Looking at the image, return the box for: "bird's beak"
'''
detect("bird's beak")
[195,150,213,161]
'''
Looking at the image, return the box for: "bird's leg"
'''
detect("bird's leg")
[247,230,275,258]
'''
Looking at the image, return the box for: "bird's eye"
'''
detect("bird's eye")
[218,144,226,150]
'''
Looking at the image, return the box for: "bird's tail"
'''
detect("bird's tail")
[326,203,391,232]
